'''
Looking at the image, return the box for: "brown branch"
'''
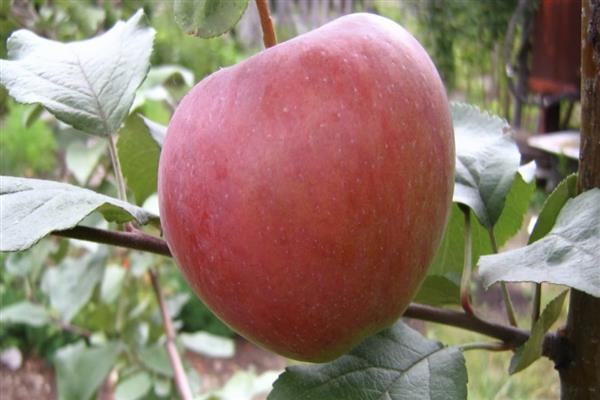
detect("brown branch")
[403,303,529,346]
[256,0,277,48]
[149,268,193,400]
[53,225,171,257]
[54,223,572,364]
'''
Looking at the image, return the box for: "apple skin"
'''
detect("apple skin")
[158,13,454,363]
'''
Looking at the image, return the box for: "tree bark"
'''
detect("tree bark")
[560,1,600,398]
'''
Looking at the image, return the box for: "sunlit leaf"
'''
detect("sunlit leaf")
[0,10,154,136]
[0,176,158,252]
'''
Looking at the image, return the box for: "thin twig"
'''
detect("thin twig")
[459,341,511,352]
[105,133,190,397]
[459,205,475,316]
[488,229,518,327]
[149,268,193,400]
[256,0,277,48]
[531,283,542,325]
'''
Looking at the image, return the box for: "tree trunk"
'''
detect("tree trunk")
[560,1,600,398]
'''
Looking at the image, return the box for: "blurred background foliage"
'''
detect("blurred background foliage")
[0,0,565,399]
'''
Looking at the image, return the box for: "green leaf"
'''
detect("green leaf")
[414,275,461,306]
[451,103,520,228]
[529,174,578,244]
[131,65,194,111]
[509,290,568,374]
[0,301,51,327]
[479,189,600,297]
[198,370,280,400]
[0,176,158,252]
[165,292,190,318]
[0,10,155,136]
[41,250,106,322]
[138,344,173,377]
[115,371,152,400]
[100,264,127,304]
[23,103,44,128]
[117,114,160,204]
[54,341,121,400]
[140,115,167,147]
[422,167,536,305]
[174,0,249,38]
[65,139,107,185]
[180,331,235,358]
[492,165,536,246]
[4,239,56,277]
[153,377,172,397]
[269,321,467,400]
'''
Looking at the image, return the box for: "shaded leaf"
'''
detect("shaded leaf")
[479,189,600,297]
[529,174,577,244]
[117,114,160,204]
[138,344,173,377]
[41,250,106,322]
[115,371,152,400]
[153,377,172,397]
[414,275,461,306]
[422,169,534,305]
[269,321,467,400]
[0,10,154,136]
[4,239,56,277]
[0,301,50,327]
[0,176,157,252]
[174,0,249,38]
[180,331,235,358]
[165,292,190,318]
[54,341,121,400]
[65,139,107,185]
[451,103,520,228]
[131,65,194,111]
[509,290,568,374]
[100,264,127,304]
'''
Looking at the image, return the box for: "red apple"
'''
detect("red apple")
[158,13,454,362]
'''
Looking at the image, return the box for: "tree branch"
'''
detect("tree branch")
[403,303,529,346]
[53,225,171,257]
[54,222,568,364]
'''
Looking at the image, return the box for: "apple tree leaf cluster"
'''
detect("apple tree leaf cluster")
[0,6,599,400]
